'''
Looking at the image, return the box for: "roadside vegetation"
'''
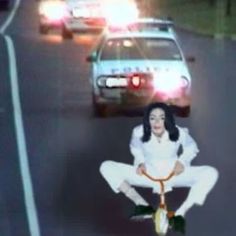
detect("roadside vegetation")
[140,0,236,37]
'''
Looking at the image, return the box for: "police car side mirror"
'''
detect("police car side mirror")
[186,56,196,63]
[167,16,174,22]
[86,54,97,62]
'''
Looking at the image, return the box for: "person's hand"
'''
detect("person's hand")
[136,163,146,176]
[173,161,185,176]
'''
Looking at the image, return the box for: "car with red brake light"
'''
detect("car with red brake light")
[61,0,139,39]
[61,0,106,39]
[86,26,193,117]
[38,0,67,34]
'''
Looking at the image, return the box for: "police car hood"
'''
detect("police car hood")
[97,60,190,77]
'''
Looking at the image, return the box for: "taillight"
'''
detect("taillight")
[130,75,141,88]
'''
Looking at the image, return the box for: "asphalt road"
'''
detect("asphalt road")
[0,1,236,236]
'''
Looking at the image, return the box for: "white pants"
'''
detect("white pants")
[100,160,219,206]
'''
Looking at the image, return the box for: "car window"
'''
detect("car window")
[100,38,182,61]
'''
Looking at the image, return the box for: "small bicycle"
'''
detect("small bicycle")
[142,170,186,235]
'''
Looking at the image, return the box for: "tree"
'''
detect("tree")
[208,0,216,7]
[226,0,232,16]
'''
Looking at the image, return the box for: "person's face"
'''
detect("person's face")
[149,108,166,137]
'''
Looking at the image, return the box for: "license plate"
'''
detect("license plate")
[106,78,128,88]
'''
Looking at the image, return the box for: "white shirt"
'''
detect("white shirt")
[129,125,199,178]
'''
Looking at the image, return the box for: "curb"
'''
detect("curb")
[231,35,236,41]
[175,24,236,42]
[214,34,236,41]
[214,34,225,40]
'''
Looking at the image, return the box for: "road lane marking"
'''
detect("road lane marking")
[1,1,41,236]
[0,0,20,34]
[4,35,41,236]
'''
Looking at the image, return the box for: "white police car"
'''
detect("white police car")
[86,26,193,117]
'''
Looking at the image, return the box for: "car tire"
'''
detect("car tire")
[62,25,73,40]
[92,95,108,117]
[93,103,108,117]
[39,25,49,35]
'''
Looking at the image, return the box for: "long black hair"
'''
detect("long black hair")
[141,102,179,142]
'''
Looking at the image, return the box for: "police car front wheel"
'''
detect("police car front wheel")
[39,25,49,35]
[177,106,191,117]
[62,25,73,40]
[93,103,109,117]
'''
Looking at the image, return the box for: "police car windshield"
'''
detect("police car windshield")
[100,38,182,61]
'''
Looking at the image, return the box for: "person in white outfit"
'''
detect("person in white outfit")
[100,102,219,220]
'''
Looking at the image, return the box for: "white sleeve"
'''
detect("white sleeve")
[129,127,145,168]
[178,128,199,166]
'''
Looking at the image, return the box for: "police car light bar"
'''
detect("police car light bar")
[102,0,139,28]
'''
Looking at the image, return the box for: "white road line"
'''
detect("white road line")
[1,0,41,234]
[4,35,41,236]
[0,0,20,34]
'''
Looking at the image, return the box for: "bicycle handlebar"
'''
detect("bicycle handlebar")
[141,170,175,202]
[141,170,175,182]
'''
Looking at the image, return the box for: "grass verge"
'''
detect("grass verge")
[151,0,236,38]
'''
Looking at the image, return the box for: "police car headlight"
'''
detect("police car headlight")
[97,76,107,87]
[153,72,190,92]
[180,76,190,88]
